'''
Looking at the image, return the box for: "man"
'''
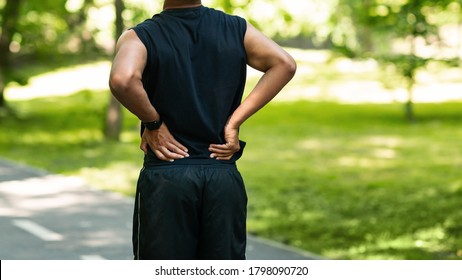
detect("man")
[109,0,296,260]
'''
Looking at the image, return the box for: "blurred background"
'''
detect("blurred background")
[0,0,461,260]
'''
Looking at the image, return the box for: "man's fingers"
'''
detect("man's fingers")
[155,149,181,162]
[158,124,188,152]
[153,149,170,161]
[161,146,187,160]
[154,146,189,162]
[166,142,189,157]
[216,156,233,160]
[140,140,148,154]
[208,142,240,160]
[142,124,189,161]
[154,148,177,162]
[208,124,240,161]
[209,144,239,153]
[172,140,188,153]
[209,144,229,152]
[140,143,147,154]
[212,152,234,160]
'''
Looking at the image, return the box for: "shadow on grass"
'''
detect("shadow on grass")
[0,90,140,173]
[247,176,462,259]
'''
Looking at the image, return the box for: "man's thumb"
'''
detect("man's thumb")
[140,140,148,155]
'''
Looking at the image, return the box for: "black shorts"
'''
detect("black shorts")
[132,164,247,260]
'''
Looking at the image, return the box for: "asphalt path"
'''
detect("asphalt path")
[0,158,322,260]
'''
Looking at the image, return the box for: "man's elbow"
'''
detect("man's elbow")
[282,54,297,78]
[109,72,137,96]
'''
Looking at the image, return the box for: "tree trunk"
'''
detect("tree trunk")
[405,36,417,122]
[360,0,373,53]
[0,85,5,108]
[104,0,125,140]
[458,17,462,58]
[105,95,123,140]
[0,71,5,111]
[0,0,22,111]
[405,83,414,122]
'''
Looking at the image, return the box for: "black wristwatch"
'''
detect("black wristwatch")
[143,119,163,131]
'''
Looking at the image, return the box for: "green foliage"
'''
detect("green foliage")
[205,0,315,38]
[17,0,71,55]
[328,0,462,120]
[329,0,456,56]
[211,0,247,13]
[3,0,461,61]
[378,54,430,86]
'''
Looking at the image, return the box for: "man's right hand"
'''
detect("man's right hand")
[140,123,189,162]
[208,125,241,160]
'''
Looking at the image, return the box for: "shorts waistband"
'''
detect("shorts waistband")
[143,160,237,170]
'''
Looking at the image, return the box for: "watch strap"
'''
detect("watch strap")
[143,119,163,131]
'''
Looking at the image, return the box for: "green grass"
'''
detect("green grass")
[239,101,462,260]
[1,90,461,260]
[0,90,144,195]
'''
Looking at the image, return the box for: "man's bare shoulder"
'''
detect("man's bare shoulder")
[114,29,145,53]
[118,29,141,43]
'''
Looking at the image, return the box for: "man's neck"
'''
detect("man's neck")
[163,0,202,10]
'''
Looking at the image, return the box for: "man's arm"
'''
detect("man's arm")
[109,30,189,161]
[209,22,297,160]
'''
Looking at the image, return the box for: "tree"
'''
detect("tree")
[0,0,22,114]
[379,0,459,121]
[1,0,107,116]
[329,0,460,121]
[104,0,125,141]
[67,0,98,54]
[207,0,314,40]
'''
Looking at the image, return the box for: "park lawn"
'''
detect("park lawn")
[1,91,461,260]
[239,100,462,260]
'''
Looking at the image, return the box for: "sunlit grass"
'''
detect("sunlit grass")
[6,61,111,100]
[76,162,140,196]
[237,101,462,259]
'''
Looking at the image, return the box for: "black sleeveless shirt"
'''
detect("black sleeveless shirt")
[132,6,247,165]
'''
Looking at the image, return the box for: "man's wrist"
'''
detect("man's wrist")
[225,122,240,130]
[143,118,163,131]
